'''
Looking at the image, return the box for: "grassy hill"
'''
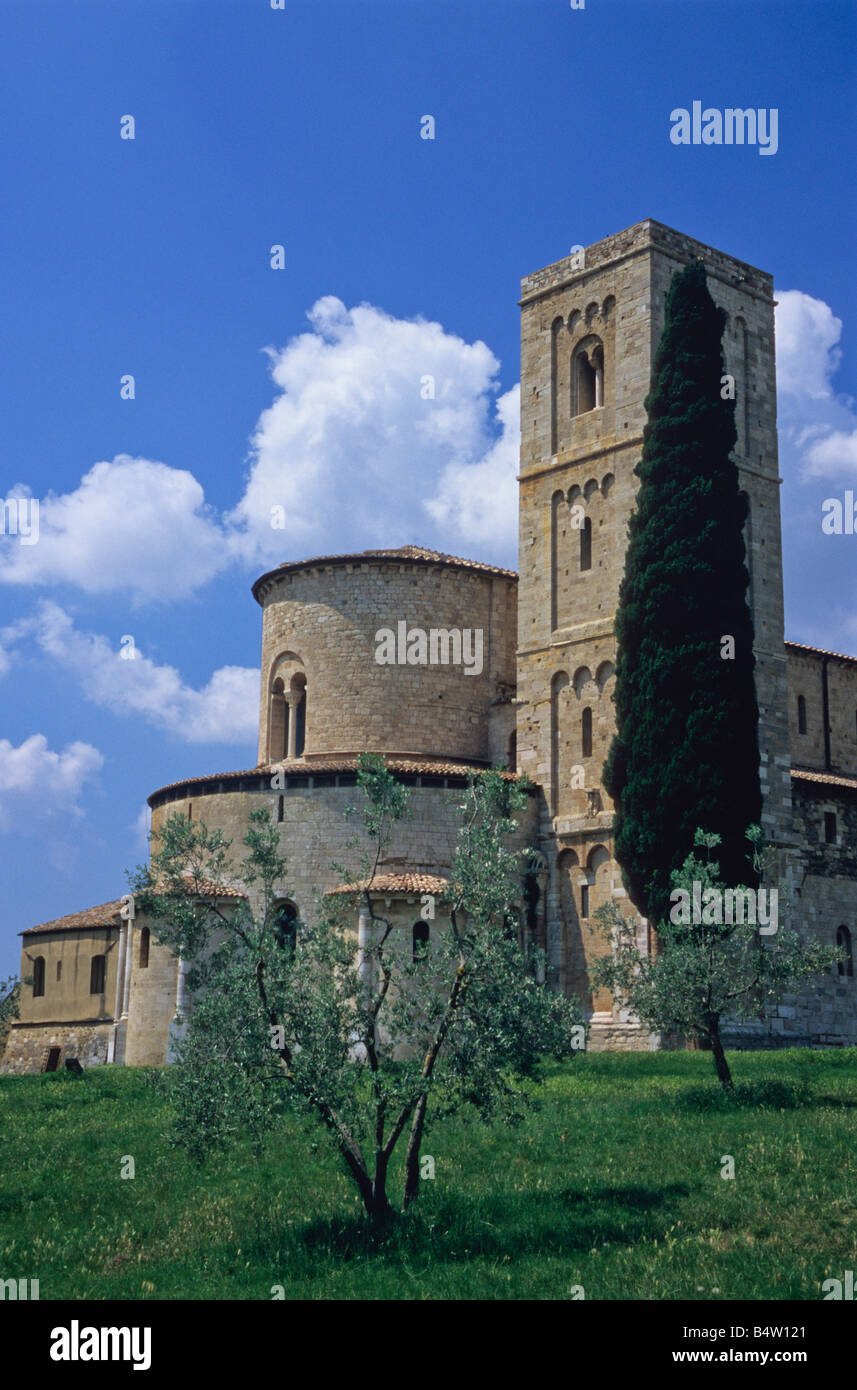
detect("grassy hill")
[1,1049,855,1300]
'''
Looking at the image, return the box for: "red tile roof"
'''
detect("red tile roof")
[791,767,857,791]
[20,878,245,936]
[21,900,125,936]
[785,640,857,666]
[252,545,517,600]
[148,758,519,805]
[326,873,450,897]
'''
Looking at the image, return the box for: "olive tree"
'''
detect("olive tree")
[590,827,838,1089]
[131,756,580,1228]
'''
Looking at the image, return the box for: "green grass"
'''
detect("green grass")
[1,1048,855,1299]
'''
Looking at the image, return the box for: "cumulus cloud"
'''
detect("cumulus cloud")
[0,305,521,602]
[775,291,857,483]
[424,385,520,545]
[11,602,259,745]
[226,297,519,566]
[776,291,842,399]
[0,733,103,832]
[0,456,228,602]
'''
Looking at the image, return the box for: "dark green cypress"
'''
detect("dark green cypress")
[603,259,762,924]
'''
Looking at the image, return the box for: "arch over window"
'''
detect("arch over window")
[581,707,593,758]
[273,899,298,952]
[90,955,106,994]
[268,654,307,761]
[32,956,45,997]
[573,666,592,697]
[571,336,604,416]
[797,694,807,735]
[836,925,854,977]
[139,926,150,970]
[550,671,570,816]
[412,920,430,961]
[580,516,592,571]
[595,660,614,692]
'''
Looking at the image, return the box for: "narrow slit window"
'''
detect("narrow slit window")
[836,925,853,978]
[582,707,593,758]
[90,955,106,994]
[580,516,592,572]
[412,920,430,961]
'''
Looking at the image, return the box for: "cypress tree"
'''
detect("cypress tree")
[603,259,762,924]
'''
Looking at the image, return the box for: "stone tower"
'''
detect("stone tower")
[516,220,793,1041]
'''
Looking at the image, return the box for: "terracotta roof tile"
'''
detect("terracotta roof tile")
[791,767,857,791]
[252,545,517,600]
[148,759,520,805]
[21,900,125,936]
[326,873,449,897]
[785,640,857,666]
[20,878,245,936]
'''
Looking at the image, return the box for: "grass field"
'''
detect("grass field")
[1,1048,855,1300]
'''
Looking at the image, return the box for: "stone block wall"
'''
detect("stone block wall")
[787,644,857,777]
[2,1021,113,1074]
[254,555,517,767]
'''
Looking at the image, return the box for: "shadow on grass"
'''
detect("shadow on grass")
[676,1079,818,1111]
[240,1179,695,1268]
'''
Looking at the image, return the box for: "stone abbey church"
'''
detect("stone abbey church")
[4,219,857,1074]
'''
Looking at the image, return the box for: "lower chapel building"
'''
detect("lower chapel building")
[4,219,857,1074]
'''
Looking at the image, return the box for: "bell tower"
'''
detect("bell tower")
[516,221,792,1034]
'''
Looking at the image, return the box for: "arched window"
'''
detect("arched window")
[836,926,853,977]
[138,927,150,969]
[273,900,298,952]
[412,920,430,961]
[571,338,604,416]
[90,955,106,994]
[582,706,593,758]
[580,516,592,571]
[270,677,287,760]
[797,695,807,735]
[291,675,307,757]
[575,351,596,414]
[32,956,45,998]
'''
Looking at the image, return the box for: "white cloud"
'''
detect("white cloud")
[775,292,857,484]
[424,385,520,545]
[133,802,152,853]
[0,733,103,832]
[776,291,842,398]
[0,456,228,602]
[12,603,259,745]
[226,297,519,566]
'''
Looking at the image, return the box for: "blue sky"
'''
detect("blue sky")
[1,0,855,976]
